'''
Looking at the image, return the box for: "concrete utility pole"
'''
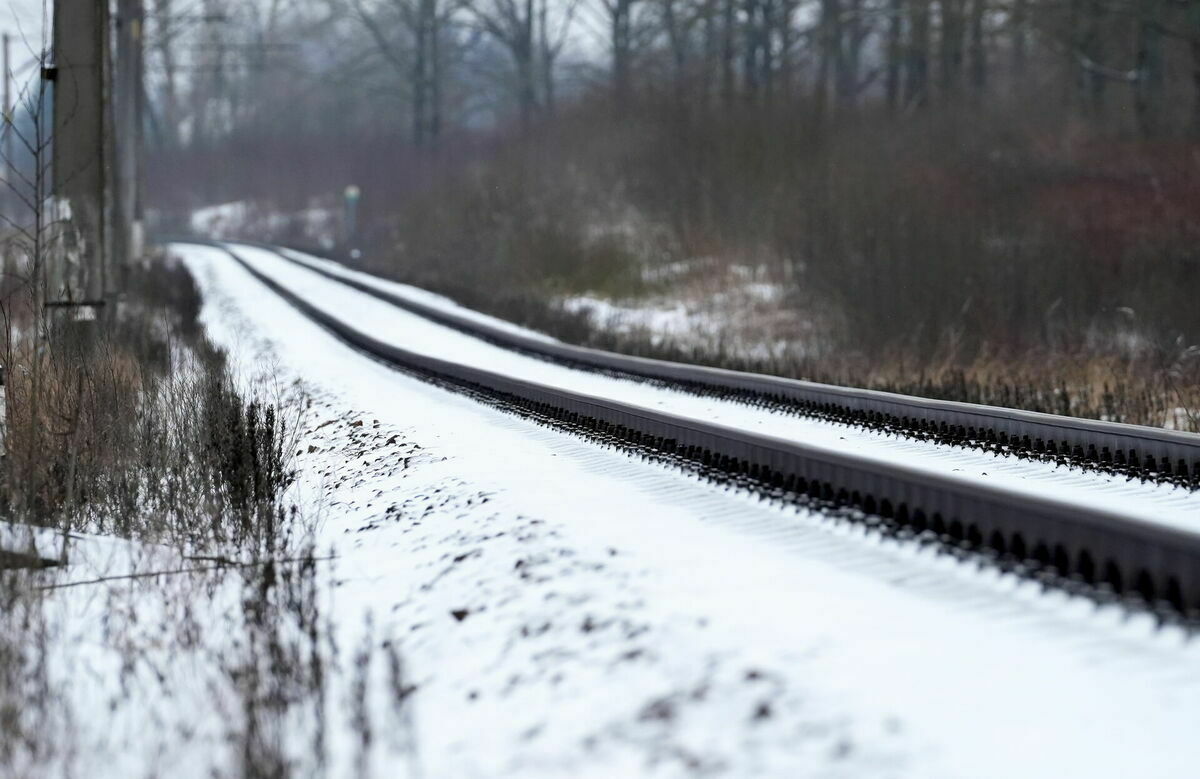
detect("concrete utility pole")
[2,32,13,282]
[113,0,145,282]
[3,34,11,191]
[51,0,113,307]
[2,33,11,242]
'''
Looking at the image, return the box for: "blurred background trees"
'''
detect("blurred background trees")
[143,0,1200,421]
[146,0,1200,137]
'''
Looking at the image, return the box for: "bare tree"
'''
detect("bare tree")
[1133,0,1164,134]
[1010,0,1027,79]
[536,0,578,114]
[968,0,985,94]
[815,0,874,112]
[885,0,904,111]
[604,0,638,105]
[2,38,73,513]
[659,0,695,97]
[941,0,966,98]
[349,0,465,144]
[471,0,539,125]
[905,0,930,108]
[718,0,734,105]
[145,0,183,148]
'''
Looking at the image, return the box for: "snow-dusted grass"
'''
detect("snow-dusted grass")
[560,270,818,363]
[559,279,1200,432]
[560,261,815,363]
[190,198,338,249]
[89,241,1194,778]
[0,259,352,777]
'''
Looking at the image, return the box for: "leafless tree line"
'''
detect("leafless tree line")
[140,0,1200,150]
[135,1,1200,429]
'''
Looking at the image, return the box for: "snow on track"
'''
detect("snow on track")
[230,242,1200,533]
[170,242,1200,778]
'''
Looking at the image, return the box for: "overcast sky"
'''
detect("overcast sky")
[2,0,46,57]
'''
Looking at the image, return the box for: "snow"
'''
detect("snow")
[277,246,562,344]
[0,3,45,49]
[230,242,1200,536]
[1,520,194,586]
[155,241,1200,777]
[1,521,66,567]
[562,294,696,340]
[282,246,812,360]
[559,288,811,361]
[189,200,339,247]
[190,200,255,236]
[18,239,1200,776]
[559,261,807,360]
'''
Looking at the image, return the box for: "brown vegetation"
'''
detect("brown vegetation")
[162,99,1199,429]
[2,258,295,539]
[0,258,349,777]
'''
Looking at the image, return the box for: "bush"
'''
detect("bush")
[1,257,297,544]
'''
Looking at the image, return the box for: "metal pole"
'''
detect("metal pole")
[344,185,360,251]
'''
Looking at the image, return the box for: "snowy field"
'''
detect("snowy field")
[176,243,1199,777]
[15,242,1200,777]
[559,262,816,362]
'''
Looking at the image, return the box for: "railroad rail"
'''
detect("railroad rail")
[256,241,1200,489]
[182,240,1200,618]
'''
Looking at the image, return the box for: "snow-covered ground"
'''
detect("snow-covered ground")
[18,241,1199,777]
[152,242,1200,777]
[560,262,820,361]
[189,199,338,248]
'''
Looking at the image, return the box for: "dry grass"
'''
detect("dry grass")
[0,255,419,778]
[564,318,1200,431]
[1,258,297,541]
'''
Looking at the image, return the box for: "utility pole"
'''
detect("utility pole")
[2,34,11,205]
[114,0,145,282]
[51,0,113,309]
[2,33,12,278]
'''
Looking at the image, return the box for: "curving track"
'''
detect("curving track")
[263,240,1200,488]
[178,240,1200,618]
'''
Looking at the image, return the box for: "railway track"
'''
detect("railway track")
[182,240,1200,619]
[262,241,1200,491]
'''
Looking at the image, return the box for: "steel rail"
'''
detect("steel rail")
[188,240,1200,615]
[251,241,1200,486]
